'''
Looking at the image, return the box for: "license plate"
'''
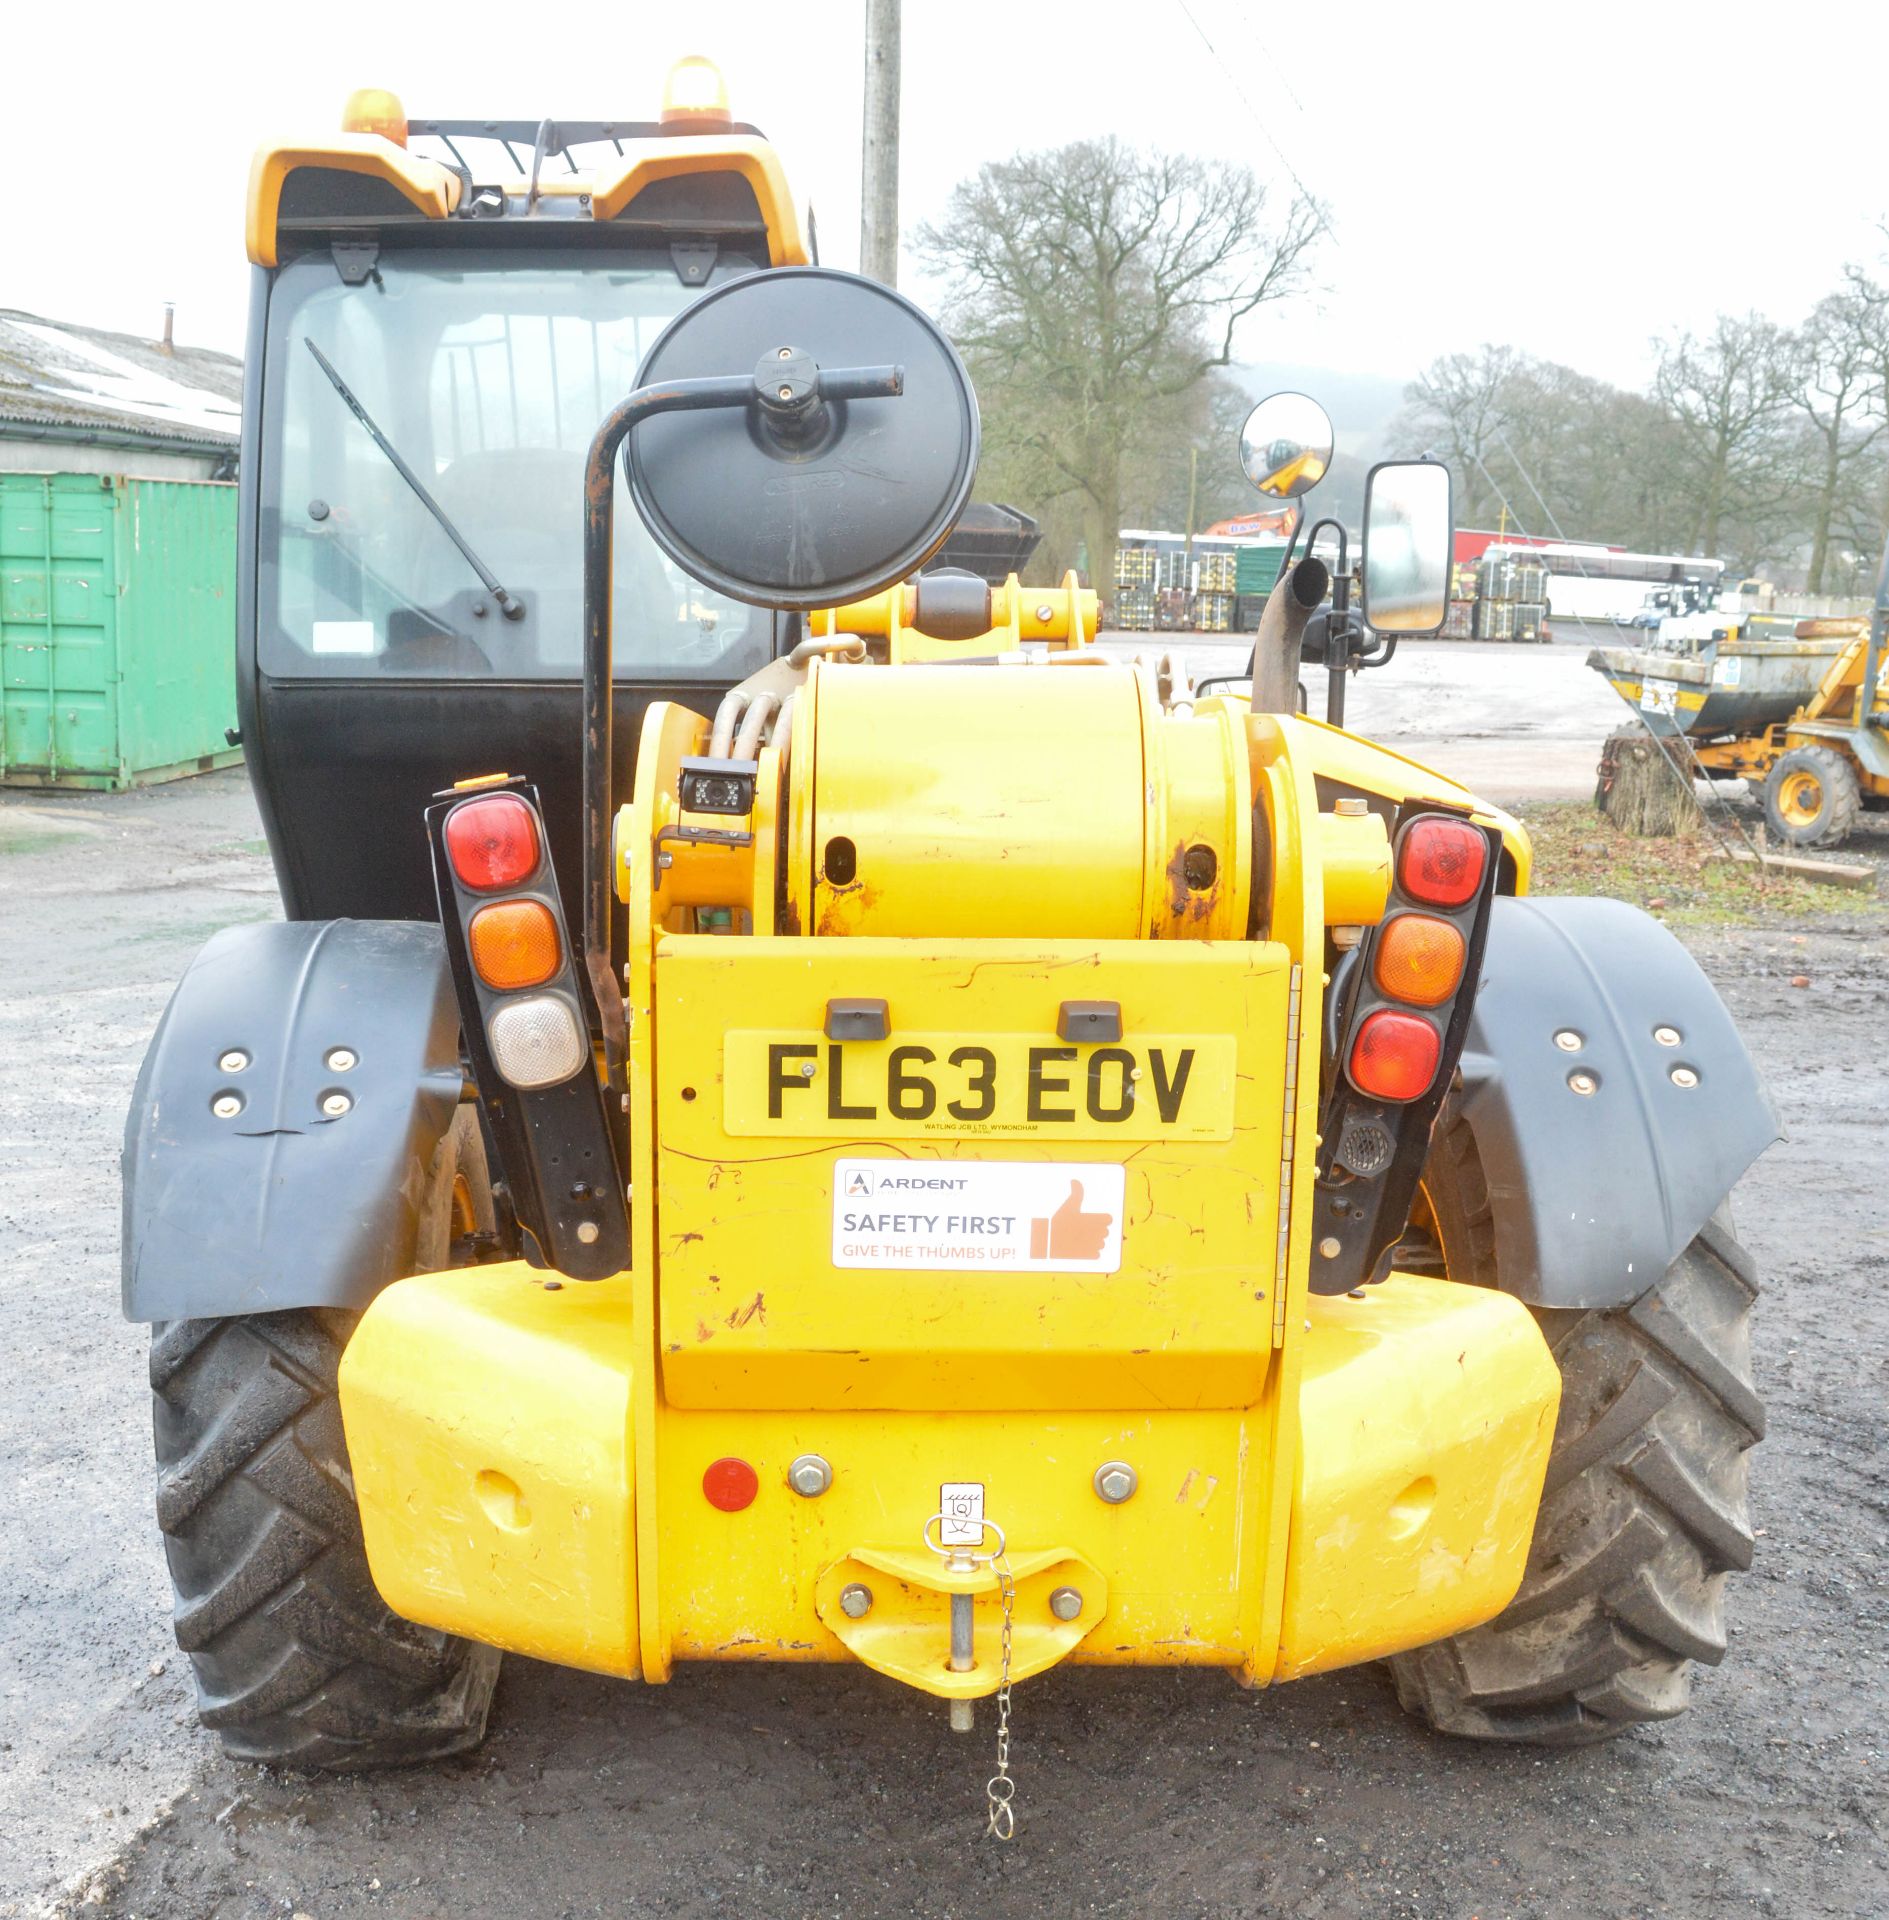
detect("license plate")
[721,1029,1236,1139]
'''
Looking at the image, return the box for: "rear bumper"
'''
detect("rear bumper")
[339,1267,1557,1691]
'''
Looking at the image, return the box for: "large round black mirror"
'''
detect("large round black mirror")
[624,266,979,610]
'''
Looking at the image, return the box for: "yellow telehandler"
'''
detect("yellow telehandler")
[123,68,1776,1824]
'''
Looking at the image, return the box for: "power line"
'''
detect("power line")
[1170,0,1329,232]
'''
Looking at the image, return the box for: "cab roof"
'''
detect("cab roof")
[247,116,809,271]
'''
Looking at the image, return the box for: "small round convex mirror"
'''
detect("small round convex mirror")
[1238,391,1334,500]
[625,266,980,611]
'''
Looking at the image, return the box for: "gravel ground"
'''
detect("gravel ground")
[2,712,1885,1919]
[1100,629,1639,801]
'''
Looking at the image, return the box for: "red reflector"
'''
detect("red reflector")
[702,1457,759,1512]
[445,794,540,892]
[1398,817,1487,908]
[1349,1009,1442,1102]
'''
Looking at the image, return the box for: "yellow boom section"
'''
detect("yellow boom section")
[335,659,1558,1700]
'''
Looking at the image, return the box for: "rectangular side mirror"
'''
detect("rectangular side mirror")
[1361,461,1453,636]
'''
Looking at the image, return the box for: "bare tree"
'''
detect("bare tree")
[1653,315,1792,557]
[917,139,1322,590]
[1395,346,1528,527]
[1785,292,1887,592]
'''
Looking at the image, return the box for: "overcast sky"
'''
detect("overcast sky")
[8,0,1885,400]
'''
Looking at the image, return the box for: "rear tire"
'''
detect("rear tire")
[1762,744,1859,848]
[1391,1120,1763,1745]
[151,1109,501,1769]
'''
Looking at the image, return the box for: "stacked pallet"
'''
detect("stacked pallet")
[1115,547,1158,588]
[1195,593,1233,633]
[1116,587,1156,630]
[1199,552,1237,595]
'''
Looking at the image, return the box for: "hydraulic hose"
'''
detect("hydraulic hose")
[710,690,748,759]
[732,690,779,761]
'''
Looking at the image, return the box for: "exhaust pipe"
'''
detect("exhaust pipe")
[1250,556,1330,713]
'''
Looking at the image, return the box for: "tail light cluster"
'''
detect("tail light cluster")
[1313,805,1500,1295]
[1346,817,1487,1102]
[426,778,628,1280]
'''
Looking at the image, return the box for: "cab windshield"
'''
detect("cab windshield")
[258,248,774,681]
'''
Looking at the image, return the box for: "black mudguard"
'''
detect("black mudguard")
[122,920,465,1322]
[1451,896,1780,1308]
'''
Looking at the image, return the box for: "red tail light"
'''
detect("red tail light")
[1349,1009,1442,1102]
[1398,817,1486,908]
[446,794,541,892]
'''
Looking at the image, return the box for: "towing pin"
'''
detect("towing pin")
[948,1589,975,1732]
[949,1591,974,1671]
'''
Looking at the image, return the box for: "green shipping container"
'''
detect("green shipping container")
[0,472,240,790]
[1234,545,1286,597]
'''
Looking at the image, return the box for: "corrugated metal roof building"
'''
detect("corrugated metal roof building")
[0,308,240,481]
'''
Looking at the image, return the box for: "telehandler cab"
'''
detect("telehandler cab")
[124,70,1777,1821]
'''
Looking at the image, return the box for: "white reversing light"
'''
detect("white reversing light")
[487,994,587,1090]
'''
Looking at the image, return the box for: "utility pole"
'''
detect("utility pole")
[860,0,901,286]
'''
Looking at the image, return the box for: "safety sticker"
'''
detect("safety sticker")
[832,1157,1126,1273]
[938,1482,986,1547]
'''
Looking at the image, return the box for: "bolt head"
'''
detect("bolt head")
[1670,1065,1699,1089]
[1567,1070,1599,1096]
[575,1221,600,1245]
[1048,1585,1083,1621]
[1553,1029,1583,1052]
[1093,1461,1137,1504]
[1317,1235,1342,1259]
[839,1582,873,1618]
[212,1093,242,1119]
[218,1049,250,1074]
[1035,604,1055,623]
[321,1091,352,1117]
[1653,1025,1681,1047]
[326,1047,358,1072]
[788,1452,832,1498]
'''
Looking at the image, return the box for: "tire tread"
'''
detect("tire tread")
[1393,1117,1761,1746]
[150,1111,499,1769]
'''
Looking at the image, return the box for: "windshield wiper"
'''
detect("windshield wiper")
[303,338,525,621]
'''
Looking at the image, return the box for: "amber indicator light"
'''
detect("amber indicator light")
[1374,913,1466,1009]
[468,899,561,991]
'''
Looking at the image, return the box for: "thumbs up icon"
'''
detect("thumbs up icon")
[1029,1180,1113,1261]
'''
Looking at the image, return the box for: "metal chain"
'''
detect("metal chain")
[985,1551,1017,1840]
